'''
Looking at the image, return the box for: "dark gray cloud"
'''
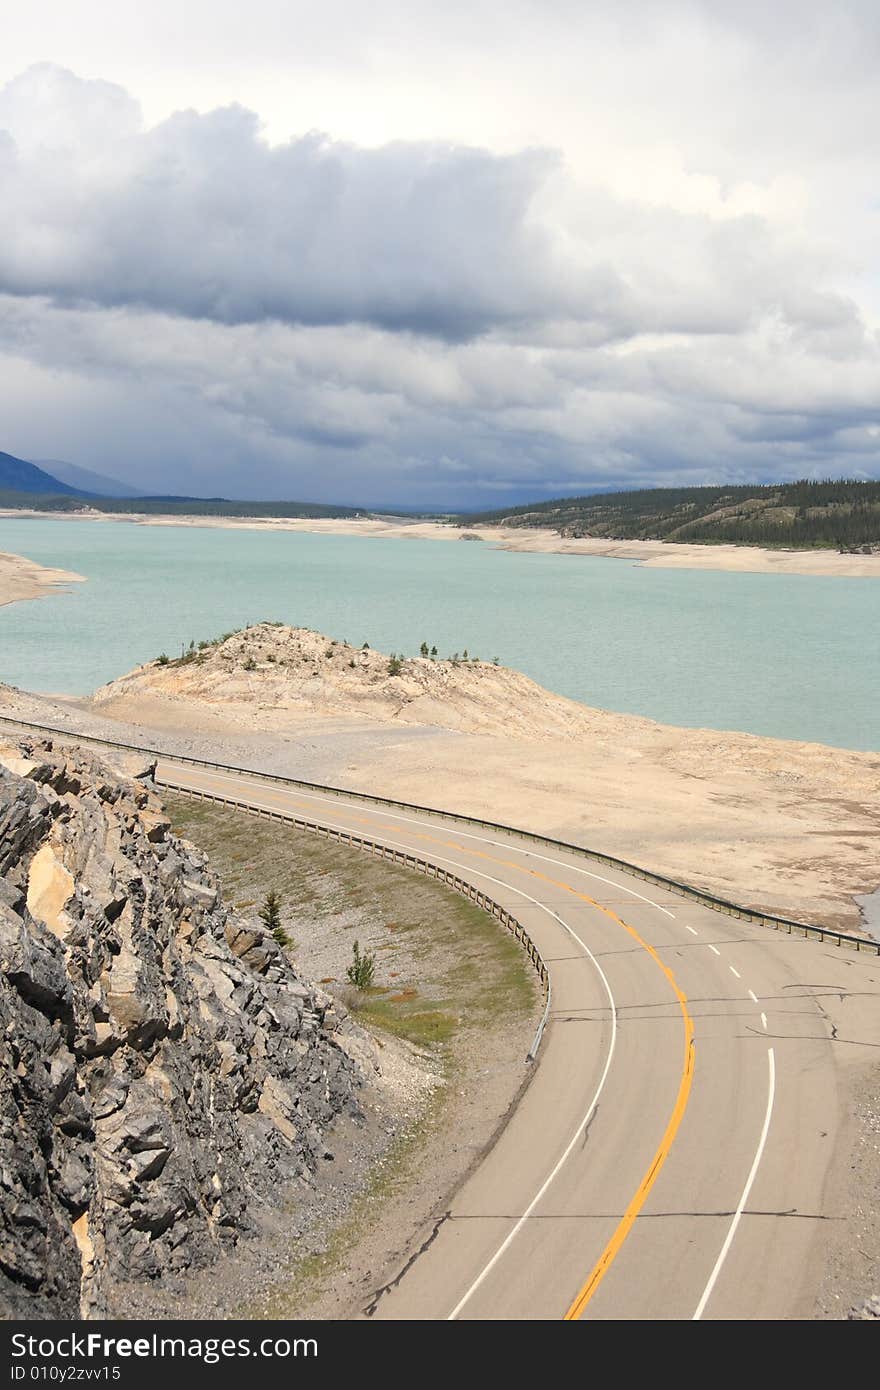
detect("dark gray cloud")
[0,65,629,341]
[2,290,877,507]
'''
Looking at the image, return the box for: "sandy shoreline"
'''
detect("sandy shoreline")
[3,655,878,936]
[0,549,86,607]
[0,560,876,934]
[74,621,879,936]
[2,507,879,576]
[94,693,880,935]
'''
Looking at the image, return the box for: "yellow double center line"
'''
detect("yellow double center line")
[402,839,697,1320]
[296,799,697,1320]
[563,925,694,1319]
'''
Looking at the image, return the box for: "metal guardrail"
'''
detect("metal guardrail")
[172,783,552,1060]
[1,711,877,956]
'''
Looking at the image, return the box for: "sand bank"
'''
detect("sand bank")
[6,622,876,936]
[0,550,85,608]
[2,508,878,576]
[100,693,878,934]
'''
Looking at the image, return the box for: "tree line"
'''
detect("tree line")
[455,479,880,552]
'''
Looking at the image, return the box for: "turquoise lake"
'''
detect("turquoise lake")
[0,517,877,751]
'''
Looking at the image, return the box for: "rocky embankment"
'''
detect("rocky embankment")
[0,738,368,1319]
[90,623,608,739]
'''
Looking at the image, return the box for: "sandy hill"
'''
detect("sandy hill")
[90,623,628,741]
[4,624,878,936]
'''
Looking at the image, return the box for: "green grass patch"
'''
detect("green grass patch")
[164,793,538,1049]
[353,995,458,1047]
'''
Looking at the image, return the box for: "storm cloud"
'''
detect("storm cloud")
[0,66,622,341]
[1,4,879,506]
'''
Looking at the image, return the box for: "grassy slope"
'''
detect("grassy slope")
[164,791,537,1047]
[164,792,541,1315]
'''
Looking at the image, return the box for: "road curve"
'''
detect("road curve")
[156,757,880,1321]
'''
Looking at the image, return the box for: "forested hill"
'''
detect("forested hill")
[0,491,365,519]
[456,480,880,552]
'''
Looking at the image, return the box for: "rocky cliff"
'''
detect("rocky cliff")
[0,737,366,1319]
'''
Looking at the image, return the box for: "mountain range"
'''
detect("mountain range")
[0,449,139,499]
[5,445,877,552]
[0,450,86,497]
[31,458,141,497]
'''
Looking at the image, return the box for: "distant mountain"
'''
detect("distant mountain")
[32,458,142,498]
[0,450,85,496]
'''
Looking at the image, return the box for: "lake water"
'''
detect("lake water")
[0,516,877,751]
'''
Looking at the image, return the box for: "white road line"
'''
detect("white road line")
[447,953,619,1320]
[748,990,759,1004]
[685,925,699,936]
[161,774,625,1319]
[761,1013,768,1030]
[729,966,741,979]
[171,768,768,1320]
[161,762,677,917]
[692,1047,776,1320]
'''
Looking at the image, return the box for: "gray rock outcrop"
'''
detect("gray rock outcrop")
[0,739,365,1319]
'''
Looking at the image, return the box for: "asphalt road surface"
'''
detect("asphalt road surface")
[157,758,880,1321]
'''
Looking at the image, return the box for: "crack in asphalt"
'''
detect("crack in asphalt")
[446,1207,838,1221]
[362,1211,451,1317]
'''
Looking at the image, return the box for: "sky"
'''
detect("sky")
[1,1,879,507]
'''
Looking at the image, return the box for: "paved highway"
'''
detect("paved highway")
[157,757,880,1321]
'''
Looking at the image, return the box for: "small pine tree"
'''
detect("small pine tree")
[259,890,292,949]
[430,645,437,658]
[388,653,403,675]
[420,641,429,658]
[346,939,376,990]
